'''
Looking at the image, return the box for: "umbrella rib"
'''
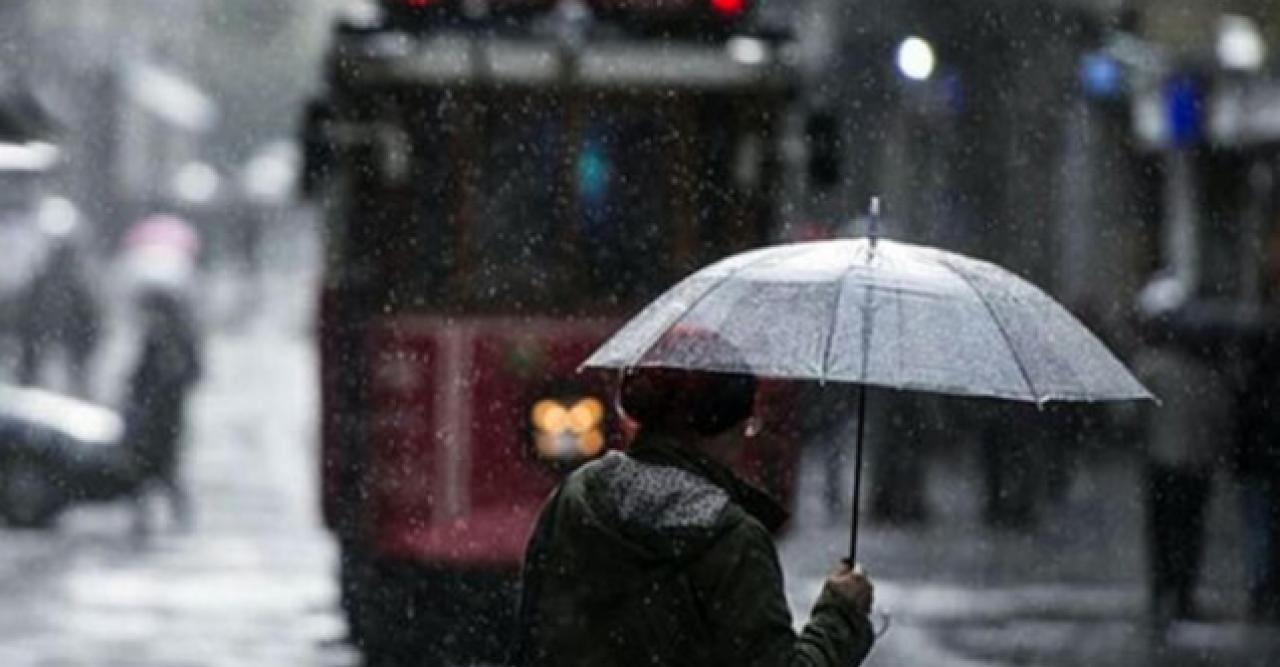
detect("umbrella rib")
[820,260,858,382]
[939,257,1040,401]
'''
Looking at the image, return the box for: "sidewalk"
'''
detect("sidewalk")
[778,441,1280,666]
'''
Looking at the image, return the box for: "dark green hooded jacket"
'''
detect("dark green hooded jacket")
[513,433,874,667]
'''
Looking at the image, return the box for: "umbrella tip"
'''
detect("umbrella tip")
[868,196,881,249]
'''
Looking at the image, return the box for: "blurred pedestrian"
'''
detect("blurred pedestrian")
[869,392,936,526]
[14,200,101,397]
[1134,322,1231,627]
[758,381,854,523]
[121,288,202,533]
[513,333,875,667]
[1038,403,1088,505]
[1234,328,1280,623]
[970,401,1042,531]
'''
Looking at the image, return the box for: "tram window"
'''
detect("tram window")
[575,110,674,304]
[689,99,764,267]
[467,104,567,309]
[386,95,772,314]
[407,108,457,304]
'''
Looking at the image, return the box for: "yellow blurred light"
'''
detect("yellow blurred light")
[531,400,568,433]
[566,397,604,434]
[578,429,605,457]
[531,397,607,461]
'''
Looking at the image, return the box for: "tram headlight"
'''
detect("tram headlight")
[530,397,606,461]
[531,399,569,434]
[566,398,604,435]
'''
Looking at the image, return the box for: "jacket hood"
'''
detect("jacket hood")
[565,433,785,563]
[573,450,731,562]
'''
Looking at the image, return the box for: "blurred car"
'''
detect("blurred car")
[0,383,133,527]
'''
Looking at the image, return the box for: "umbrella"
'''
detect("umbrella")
[120,214,202,293]
[583,227,1152,560]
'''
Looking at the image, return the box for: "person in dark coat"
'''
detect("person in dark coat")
[1235,327,1280,623]
[1130,294,1238,627]
[15,241,102,396]
[1135,342,1230,626]
[122,288,202,532]
[513,337,875,667]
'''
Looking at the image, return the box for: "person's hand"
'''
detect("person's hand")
[827,561,873,616]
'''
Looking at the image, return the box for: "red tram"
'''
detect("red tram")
[302,1,806,661]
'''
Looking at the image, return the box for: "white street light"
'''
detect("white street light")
[1217,15,1266,72]
[896,36,936,82]
[173,162,220,205]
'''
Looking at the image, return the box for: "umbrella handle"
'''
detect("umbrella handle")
[849,384,869,562]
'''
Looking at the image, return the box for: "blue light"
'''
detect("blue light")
[1080,53,1123,99]
[1165,73,1202,148]
[577,140,609,206]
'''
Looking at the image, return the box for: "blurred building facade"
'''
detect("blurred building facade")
[0,0,216,241]
[805,1,1142,337]
[794,0,1280,524]
[802,0,1280,343]
[0,0,344,252]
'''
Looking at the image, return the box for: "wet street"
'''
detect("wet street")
[2,230,1279,666]
[783,441,1280,667]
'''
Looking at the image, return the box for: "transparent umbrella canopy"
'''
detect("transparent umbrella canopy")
[583,233,1152,560]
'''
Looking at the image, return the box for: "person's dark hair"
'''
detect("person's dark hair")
[620,368,756,436]
[618,328,756,437]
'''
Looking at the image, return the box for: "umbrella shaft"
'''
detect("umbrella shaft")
[849,384,868,563]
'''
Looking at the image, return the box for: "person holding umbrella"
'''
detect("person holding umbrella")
[557,211,1149,663]
[513,330,876,667]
